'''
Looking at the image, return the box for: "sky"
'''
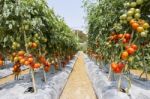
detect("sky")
[47,0,86,32]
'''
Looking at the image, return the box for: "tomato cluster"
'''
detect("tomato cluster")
[130,19,149,37]
[111,62,125,73]
[85,0,150,94]
[109,33,131,44]
[11,51,42,72]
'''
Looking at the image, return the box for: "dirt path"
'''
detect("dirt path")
[60,53,96,99]
[0,69,29,85]
[131,69,150,80]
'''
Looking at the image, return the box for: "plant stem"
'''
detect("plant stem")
[24,31,37,93]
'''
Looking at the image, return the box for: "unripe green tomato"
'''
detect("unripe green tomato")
[105,42,109,45]
[123,20,127,24]
[25,25,29,30]
[143,23,150,29]
[130,8,135,12]
[35,40,39,44]
[126,2,130,7]
[17,43,20,48]
[13,42,17,46]
[127,10,134,16]
[127,16,133,21]
[34,34,39,38]
[119,16,123,20]
[136,0,143,5]
[108,44,112,48]
[130,2,137,7]
[120,20,123,23]
[135,9,141,13]
[134,13,141,19]
[44,38,48,42]
[128,56,134,62]
[121,14,127,20]
[124,2,130,7]
[28,42,32,47]
[140,31,147,37]
[12,45,16,49]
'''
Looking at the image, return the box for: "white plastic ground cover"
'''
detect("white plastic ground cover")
[84,54,150,99]
[0,53,79,99]
[0,61,28,79]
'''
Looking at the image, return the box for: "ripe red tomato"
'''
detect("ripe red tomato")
[122,38,127,44]
[118,62,125,70]
[125,45,130,50]
[127,47,135,55]
[44,66,50,72]
[124,33,131,39]
[131,44,138,50]
[114,67,122,73]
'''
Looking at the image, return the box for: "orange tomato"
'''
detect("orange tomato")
[33,63,41,68]
[12,52,17,57]
[28,57,34,63]
[24,61,30,66]
[117,34,124,39]
[130,19,135,25]
[20,59,25,64]
[121,51,129,60]
[18,56,24,60]
[39,56,46,63]
[111,62,118,70]
[132,22,139,30]
[0,60,3,66]
[32,42,38,48]
[18,51,25,56]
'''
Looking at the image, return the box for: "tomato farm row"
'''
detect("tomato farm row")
[84,0,150,95]
[0,0,78,94]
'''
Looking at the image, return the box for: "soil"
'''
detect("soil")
[131,69,150,80]
[0,69,29,85]
[60,53,96,99]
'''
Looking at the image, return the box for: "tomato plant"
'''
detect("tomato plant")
[0,0,78,93]
[84,0,150,94]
